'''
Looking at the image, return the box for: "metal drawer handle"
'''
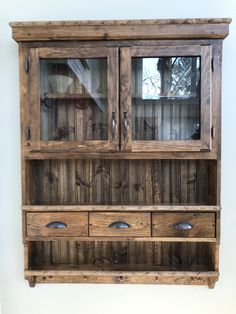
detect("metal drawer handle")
[112,111,116,140]
[172,221,193,231]
[123,112,128,141]
[26,127,31,141]
[108,221,130,229]
[46,221,67,229]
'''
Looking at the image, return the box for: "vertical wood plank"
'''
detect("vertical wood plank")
[145,160,153,204]
[120,48,132,151]
[187,160,196,204]
[162,160,170,204]
[108,47,119,151]
[137,160,145,204]
[28,48,40,150]
[153,242,162,266]
[200,45,212,150]
[180,160,188,204]
[42,160,50,204]
[171,160,181,203]
[153,160,161,204]
[68,160,76,204]
[207,160,217,205]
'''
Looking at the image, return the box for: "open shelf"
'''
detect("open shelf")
[25,240,218,287]
[28,159,217,206]
[28,240,215,271]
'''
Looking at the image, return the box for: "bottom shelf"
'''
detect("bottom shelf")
[29,240,216,270]
[25,240,218,287]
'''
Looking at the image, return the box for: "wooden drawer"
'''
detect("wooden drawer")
[26,212,88,237]
[152,213,215,238]
[89,213,151,237]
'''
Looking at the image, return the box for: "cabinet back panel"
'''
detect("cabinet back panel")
[29,159,216,205]
[30,240,214,271]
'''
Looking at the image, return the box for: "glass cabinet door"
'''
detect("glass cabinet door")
[28,47,119,152]
[120,45,212,152]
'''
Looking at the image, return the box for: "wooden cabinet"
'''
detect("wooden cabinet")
[10,18,231,288]
[23,45,212,153]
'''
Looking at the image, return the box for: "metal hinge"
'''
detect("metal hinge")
[26,127,31,141]
[211,125,216,139]
[211,58,214,72]
[25,58,29,72]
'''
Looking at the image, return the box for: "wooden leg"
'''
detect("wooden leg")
[208,278,216,289]
[28,276,36,288]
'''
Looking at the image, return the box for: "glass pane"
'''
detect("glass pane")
[132,57,201,141]
[40,58,108,141]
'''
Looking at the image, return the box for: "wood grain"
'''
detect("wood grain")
[28,48,40,151]
[28,240,215,268]
[29,159,215,206]
[152,213,215,237]
[10,18,231,26]
[200,45,212,150]
[89,213,151,237]
[23,205,221,212]
[26,212,88,237]
[24,151,218,160]
[10,19,231,42]
[24,269,218,287]
[25,236,217,242]
[130,45,202,57]
[120,48,132,151]
[38,47,109,58]
[14,18,226,287]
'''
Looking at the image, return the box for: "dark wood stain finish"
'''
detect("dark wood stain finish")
[10,18,231,41]
[29,159,216,206]
[10,18,229,287]
[152,213,215,238]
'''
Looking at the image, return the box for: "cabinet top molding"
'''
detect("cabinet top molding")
[10,18,231,42]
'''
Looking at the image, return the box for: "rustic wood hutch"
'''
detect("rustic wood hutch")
[10,18,231,288]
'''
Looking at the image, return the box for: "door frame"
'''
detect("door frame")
[120,45,212,152]
[27,46,119,152]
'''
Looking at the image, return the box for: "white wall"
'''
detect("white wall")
[0,1,235,313]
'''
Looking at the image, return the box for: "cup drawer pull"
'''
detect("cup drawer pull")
[108,221,130,229]
[172,221,193,231]
[46,221,67,229]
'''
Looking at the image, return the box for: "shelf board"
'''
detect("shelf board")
[23,151,218,160]
[28,264,214,272]
[10,18,231,42]
[22,205,221,212]
[25,236,217,242]
[24,269,219,287]
[42,93,107,100]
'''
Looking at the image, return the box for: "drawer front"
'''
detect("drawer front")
[89,213,151,237]
[152,213,215,238]
[26,212,88,237]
